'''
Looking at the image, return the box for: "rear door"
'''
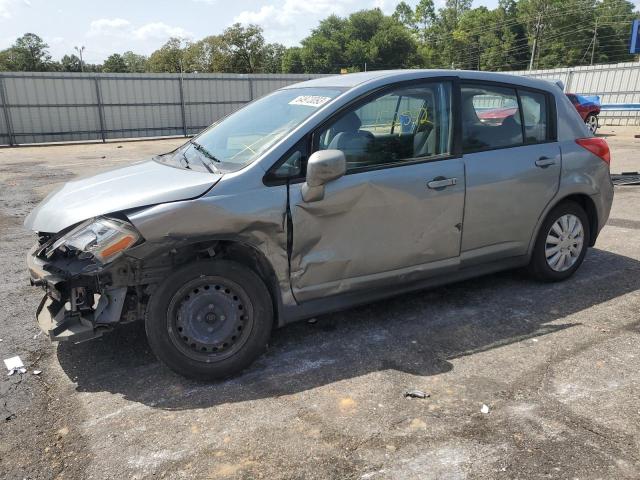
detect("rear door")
[460,83,561,264]
[287,80,466,302]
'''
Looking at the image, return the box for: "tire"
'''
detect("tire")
[527,201,590,282]
[145,259,273,380]
[585,113,599,134]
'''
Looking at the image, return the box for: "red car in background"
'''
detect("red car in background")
[477,93,601,133]
[565,93,601,133]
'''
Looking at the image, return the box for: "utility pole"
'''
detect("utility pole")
[590,18,598,65]
[529,13,543,71]
[74,45,85,72]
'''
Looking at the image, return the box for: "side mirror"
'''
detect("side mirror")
[301,150,346,202]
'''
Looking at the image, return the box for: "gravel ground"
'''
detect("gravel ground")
[0,129,639,480]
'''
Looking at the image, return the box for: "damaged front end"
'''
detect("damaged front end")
[28,217,145,343]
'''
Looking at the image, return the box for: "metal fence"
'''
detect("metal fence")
[516,62,640,126]
[0,72,323,146]
[1,63,638,146]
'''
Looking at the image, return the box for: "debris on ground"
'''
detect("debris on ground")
[32,370,42,376]
[404,389,429,399]
[481,404,490,414]
[4,356,26,375]
[307,318,318,324]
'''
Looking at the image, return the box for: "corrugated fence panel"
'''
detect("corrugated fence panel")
[251,74,318,98]
[99,75,184,138]
[515,62,640,126]
[0,67,635,145]
[182,74,252,135]
[1,73,101,143]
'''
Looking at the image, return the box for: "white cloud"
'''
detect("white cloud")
[233,0,356,44]
[0,0,30,19]
[87,18,191,41]
[87,18,131,37]
[371,0,395,15]
[133,22,192,41]
[234,5,277,25]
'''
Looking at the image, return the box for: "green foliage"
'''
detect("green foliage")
[102,53,128,73]
[297,9,419,73]
[147,37,185,73]
[122,51,148,73]
[60,54,82,72]
[282,47,305,73]
[1,33,52,71]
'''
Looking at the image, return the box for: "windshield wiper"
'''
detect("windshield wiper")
[189,140,221,173]
[181,151,192,169]
[190,141,221,162]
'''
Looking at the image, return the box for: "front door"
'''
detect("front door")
[288,80,466,302]
[459,83,561,264]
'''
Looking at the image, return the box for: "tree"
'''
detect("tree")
[122,51,147,72]
[282,47,305,73]
[102,53,128,73]
[0,49,17,71]
[297,9,418,73]
[60,54,82,72]
[147,37,186,72]
[222,23,266,73]
[261,43,286,73]
[393,1,417,30]
[183,35,230,72]
[415,0,436,35]
[9,33,51,71]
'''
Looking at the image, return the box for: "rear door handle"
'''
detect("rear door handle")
[535,157,556,168]
[427,177,457,189]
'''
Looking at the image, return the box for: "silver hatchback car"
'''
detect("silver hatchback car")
[25,70,613,379]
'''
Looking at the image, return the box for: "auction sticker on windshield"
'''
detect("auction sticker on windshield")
[289,95,332,107]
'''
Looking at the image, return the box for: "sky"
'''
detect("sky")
[0,0,639,63]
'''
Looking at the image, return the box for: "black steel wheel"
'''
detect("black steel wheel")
[146,260,273,380]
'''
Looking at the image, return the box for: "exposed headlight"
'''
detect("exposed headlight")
[47,217,142,264]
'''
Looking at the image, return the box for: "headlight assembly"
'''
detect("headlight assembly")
[47,217,142,264]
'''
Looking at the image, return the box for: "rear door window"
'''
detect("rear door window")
[461,84,523,153]
[519,90,549,144]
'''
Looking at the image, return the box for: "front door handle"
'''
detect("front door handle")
[535,157,556,168]
[427,177,457,189]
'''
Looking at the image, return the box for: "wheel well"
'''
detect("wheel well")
[558,194,599,246]
[134,240,282,327]
[209,241,281,325]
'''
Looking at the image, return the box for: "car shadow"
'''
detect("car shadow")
[56,248,640,410]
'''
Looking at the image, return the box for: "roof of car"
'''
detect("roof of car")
[283,69,560,93]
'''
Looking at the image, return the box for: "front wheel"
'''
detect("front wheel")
[145,260,273,380]
[585,113,599,134]
[527,201,590,282]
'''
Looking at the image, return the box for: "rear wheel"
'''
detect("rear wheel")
[585,113,599,134]
[145,260,273,380]
[528,201,590,282]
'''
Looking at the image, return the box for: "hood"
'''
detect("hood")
[25,159,222,233]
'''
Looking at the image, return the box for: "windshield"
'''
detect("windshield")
[188,87,343,171]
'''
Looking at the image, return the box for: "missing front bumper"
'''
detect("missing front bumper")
[29,248,128,343]
[36,295,108,342]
